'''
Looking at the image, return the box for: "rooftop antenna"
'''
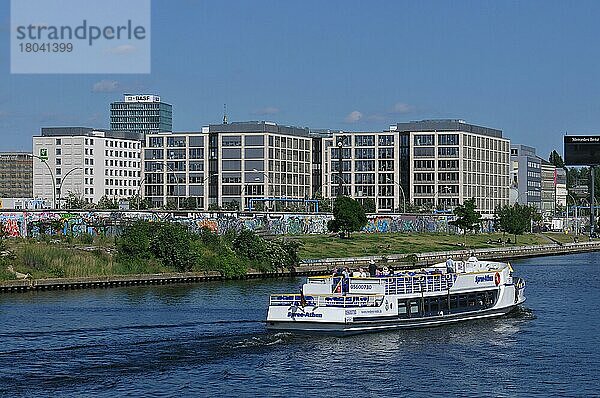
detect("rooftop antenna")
[223,104,228,124]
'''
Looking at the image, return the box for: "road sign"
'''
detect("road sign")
[39,148,48,161]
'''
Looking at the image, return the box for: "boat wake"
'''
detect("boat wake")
[0,319,262,339]
[229,332,294,349]
[509,306,536,320]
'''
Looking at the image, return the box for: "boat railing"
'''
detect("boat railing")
[269,294,383,308]
[385,273,457,295]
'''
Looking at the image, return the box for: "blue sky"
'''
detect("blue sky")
[1,0,600,159]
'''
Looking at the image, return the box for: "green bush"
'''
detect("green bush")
[232,229,266,262]
[116,221,154,261]
[150,223,197,272]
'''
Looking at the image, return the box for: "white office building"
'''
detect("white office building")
[392,120,510,215]
[321,120,509,215]
[143,121,313,210]
[33,128,142,207]
[322,132,405,212]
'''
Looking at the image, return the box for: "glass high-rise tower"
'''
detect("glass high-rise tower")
[110,94,172,139]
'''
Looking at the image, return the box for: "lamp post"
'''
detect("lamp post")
[164,152,181,211]
[434,186,452,212]
[29,153,56,209]
[567,193,579,236]
[57,167,83,209]
[385,177,406,213]
[251,168,273,207]
[337,140,344,197]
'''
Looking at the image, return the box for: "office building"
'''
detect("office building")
[33,127,142,207]
[143,121,313,210]
[320,120,509,215]
[321,131,405,212]
[540,160,567,216]
[110,94,172,139]
[143,131,208,209]
[510,144,541,208]
[0,152,33,198]
[393,120,510,215]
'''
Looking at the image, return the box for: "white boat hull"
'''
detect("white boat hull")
[267,302,524,335]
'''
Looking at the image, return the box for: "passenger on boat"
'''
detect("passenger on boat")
[445,257,455,273]
[342,267,351,294]
[368,259,377,277]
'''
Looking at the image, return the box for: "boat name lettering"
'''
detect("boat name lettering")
[360,309,382,314]
[351,284,373,290]
[345,310,357,315]
[287,311,323,318]
[475,275,494,284]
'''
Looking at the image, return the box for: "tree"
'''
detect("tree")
[313,191,332,213]
[327,196,368,238]
[495,203,539,244]
[64,192,88,209]
[449,198,482,239]
[549,150,565,168]
[361,198,376,213]
[181,197,199,210]
[222,200,240,211]
[97,195,119,210]
[128,195,150,210]
[207,203,221,211]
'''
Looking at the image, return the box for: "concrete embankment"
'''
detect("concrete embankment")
[1,241,599,293]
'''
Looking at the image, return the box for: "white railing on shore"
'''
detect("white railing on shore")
[299,241,600,270]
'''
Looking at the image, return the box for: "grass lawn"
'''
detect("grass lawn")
[293,232,555,260]
[1,239,170,280]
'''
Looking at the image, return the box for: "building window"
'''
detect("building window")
[414,135,434,146]
[222,136,242,146]
[245,135,264,146]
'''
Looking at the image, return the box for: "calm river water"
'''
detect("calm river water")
[0,252,599,397]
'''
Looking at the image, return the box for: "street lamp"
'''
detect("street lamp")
[385,177,406,213]
[434,186,452,212]
[337,140,344,197]
[251,168,273,211]
[567,193,579,236]
[164,153,181,211]
[57,167,83,209]
[28,153,56,209]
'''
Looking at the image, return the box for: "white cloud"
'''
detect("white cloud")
[92,80,121,93]
[107,44,137,55]
[390,102,415,114]
[344,110,363,123]
[254,106,280,115]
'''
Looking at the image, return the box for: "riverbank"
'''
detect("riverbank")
[2,240,599,293]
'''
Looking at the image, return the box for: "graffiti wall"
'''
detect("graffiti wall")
[0,211,477,238]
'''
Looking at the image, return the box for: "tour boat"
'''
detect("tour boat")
[266,257,526,334]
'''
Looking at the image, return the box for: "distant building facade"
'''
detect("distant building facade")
[33,127,142,206]
[510,144,541,208]
[540,159,567,216]
[143,122,313,210]
[110,94,172,139]
[321,131,405,212]
[320,120,509,215]
[393,120,510,215]
[0,152,33,198]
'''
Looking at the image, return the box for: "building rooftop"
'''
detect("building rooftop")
[39,127,143,141]
[392,119,503,138]
[208,121,311,137]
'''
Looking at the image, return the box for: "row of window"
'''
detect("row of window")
[398,290,498,319]
[413,134,459,146]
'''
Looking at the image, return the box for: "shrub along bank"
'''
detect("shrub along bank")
[0,221,301,280]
